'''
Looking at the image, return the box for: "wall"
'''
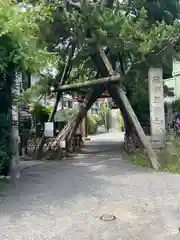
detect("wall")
[109,109,121,131]
[164,60,180,100]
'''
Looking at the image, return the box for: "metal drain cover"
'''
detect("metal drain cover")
[28,173,39,177]
[100,214,116,221]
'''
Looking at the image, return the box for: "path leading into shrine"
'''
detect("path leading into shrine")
[0,132,180,239]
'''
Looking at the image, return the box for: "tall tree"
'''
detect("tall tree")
[20,0,180,158]
[125,0,180,24]
[0,3,56,175]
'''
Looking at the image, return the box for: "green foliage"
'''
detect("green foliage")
[30,103,52,126]
[164,84,175,97]
[131,87,149,124]
[93,113,104,125]
[20,74,52,104]
[125,0,180,24]
[87,115,98,135]
[172,99,180,114]
[19,0,180,102]
[0,2,58,176]
[0,3,57,72]
[66,108,79,121]
[98,104,111,128]
[127,135,180,173]
[0,114,11,176]
[0,179,9,196]
[157,135,180,173]
[20,0,180,124]
[120,114,124,132]
[87,110,108,134]
[127,151,149,167]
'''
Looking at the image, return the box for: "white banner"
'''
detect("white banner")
[44,122,54,137]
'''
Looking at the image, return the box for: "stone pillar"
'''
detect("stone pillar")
[148,68,165,146]
[11,106,20,179]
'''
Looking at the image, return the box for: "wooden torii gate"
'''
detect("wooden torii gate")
[36,0,159,170]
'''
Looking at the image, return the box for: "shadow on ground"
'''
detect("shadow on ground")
[0,133,180,239]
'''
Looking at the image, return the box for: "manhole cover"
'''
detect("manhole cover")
[28,173,39,177]
[100,214,116,221]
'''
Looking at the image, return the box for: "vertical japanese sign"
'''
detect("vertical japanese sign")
[148,68,165,137]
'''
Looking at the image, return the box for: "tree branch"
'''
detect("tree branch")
[52,75,120,92]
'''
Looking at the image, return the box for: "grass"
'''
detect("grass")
[126,151,150,168]
[159,135,180,173]
[126,134,180,173]
[0,179,9,196]
[162,163,180,173]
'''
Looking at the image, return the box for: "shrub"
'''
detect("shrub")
[30,103,52,126]
[172,99,180,114]
[87,114,99,134]
[0,114,11,176]
[120,114,124,131]
[66,108,79,122]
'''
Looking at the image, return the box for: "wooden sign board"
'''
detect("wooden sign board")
[44,122,54,137]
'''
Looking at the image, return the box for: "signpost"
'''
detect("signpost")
[148,68,165,147]
[44,122,54,137]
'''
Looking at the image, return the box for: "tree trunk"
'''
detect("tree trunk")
[36,92,61,158]
[68,48,114,142]
[36,43,76,159]
[108,84,159,170]
[98,47,159,169]
[68,84,106,140]
[65,0,114,142]
[0,65,17,179]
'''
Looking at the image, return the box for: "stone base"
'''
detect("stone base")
[147,135,165,150]
[157,141,179,166]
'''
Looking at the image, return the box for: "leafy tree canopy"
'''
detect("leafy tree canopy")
[0,1,57,73]
[20,0,180,102]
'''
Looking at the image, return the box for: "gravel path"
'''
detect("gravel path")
[1,132,180,239]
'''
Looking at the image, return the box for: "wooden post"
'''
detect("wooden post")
[99,48,159,170]
[53,75,120,92]
[116,88,159,170]
[36,43,76,159]
[67,84,106,140]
